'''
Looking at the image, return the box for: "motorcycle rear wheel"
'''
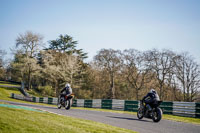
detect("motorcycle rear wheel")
[137,108,144,119]
[152,108,162,122]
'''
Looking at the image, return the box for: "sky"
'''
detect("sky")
[0,0,200,62]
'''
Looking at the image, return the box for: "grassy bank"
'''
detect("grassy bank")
[0,106,137,133]
[0,81,42,97]
[0,86,56,107]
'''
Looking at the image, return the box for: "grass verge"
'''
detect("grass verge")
[0,106,137,133]
[163,115,200,125]
[0,86,56,107]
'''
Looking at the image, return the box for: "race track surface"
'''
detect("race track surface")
[1,100,200,133]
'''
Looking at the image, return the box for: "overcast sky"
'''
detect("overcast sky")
[0,0,200,62]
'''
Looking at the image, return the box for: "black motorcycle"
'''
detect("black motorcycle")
[57,94,74,110]
[137,100,163,122]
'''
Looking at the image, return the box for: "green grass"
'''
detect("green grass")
[0,86,56,107]
[0,86,21,101]
[26,89,44,97]
[0,81,20,87]
[163,115,200,125]
[0,106,137,133]
[0,81,42,97]
[0,83,20,87]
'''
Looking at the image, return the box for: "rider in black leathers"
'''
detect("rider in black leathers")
[142,89,160,111]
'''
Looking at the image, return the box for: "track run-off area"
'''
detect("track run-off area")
[0,100,200,133]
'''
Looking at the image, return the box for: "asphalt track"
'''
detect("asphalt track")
[1,100,200,133]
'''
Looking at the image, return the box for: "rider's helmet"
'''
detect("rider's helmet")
[65,83,71,88]
[149,89,156,94]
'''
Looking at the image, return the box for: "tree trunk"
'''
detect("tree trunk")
[55,81,59,97]
[110,72,115,99]
[136,88,139,100]
[27,65,31,90]
[186,86,190,102]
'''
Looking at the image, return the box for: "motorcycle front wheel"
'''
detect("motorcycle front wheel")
[152,108,162,122]
[57,98,61,109]
[65,99,71,110]
[57,103,61,109]
[137,108,144,119]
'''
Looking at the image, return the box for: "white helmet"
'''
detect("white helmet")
[65,83,70,88]
[149,89,156,94]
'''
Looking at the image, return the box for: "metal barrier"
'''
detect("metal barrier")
[124,100,138,112]
[101,99,112,109]
[84,100,93,108]
[92,99,101,108]
[112,99,124,111]
[160,102,173,114]
[76,99,84,107]
[173,102,196,117]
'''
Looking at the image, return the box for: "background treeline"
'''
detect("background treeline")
[0,31,200,102]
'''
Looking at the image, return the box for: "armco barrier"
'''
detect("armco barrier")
[92,99,101,108]
[84,99,93,108]
[43,97,48,104]
[112,99,124,110]
[35,97,40,103]
[52,98,58,104]
[39,97,43,103]
[196,103,200,118]
[160,102,173,114]
[11,93,200,118]
[48,97,53,104]
[101,99,112,109]
[32,97,36,102]
[72,99,77,107]
[173,102,196,117]
[124,100,138,112]
[77,99,84,107]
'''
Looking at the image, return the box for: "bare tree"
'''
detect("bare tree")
[144,49,175,100]
[174,53,200,101]
[94,49,121,99]
[15,31,43,89]
[122,49,151,100]
[16,31,44,57]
